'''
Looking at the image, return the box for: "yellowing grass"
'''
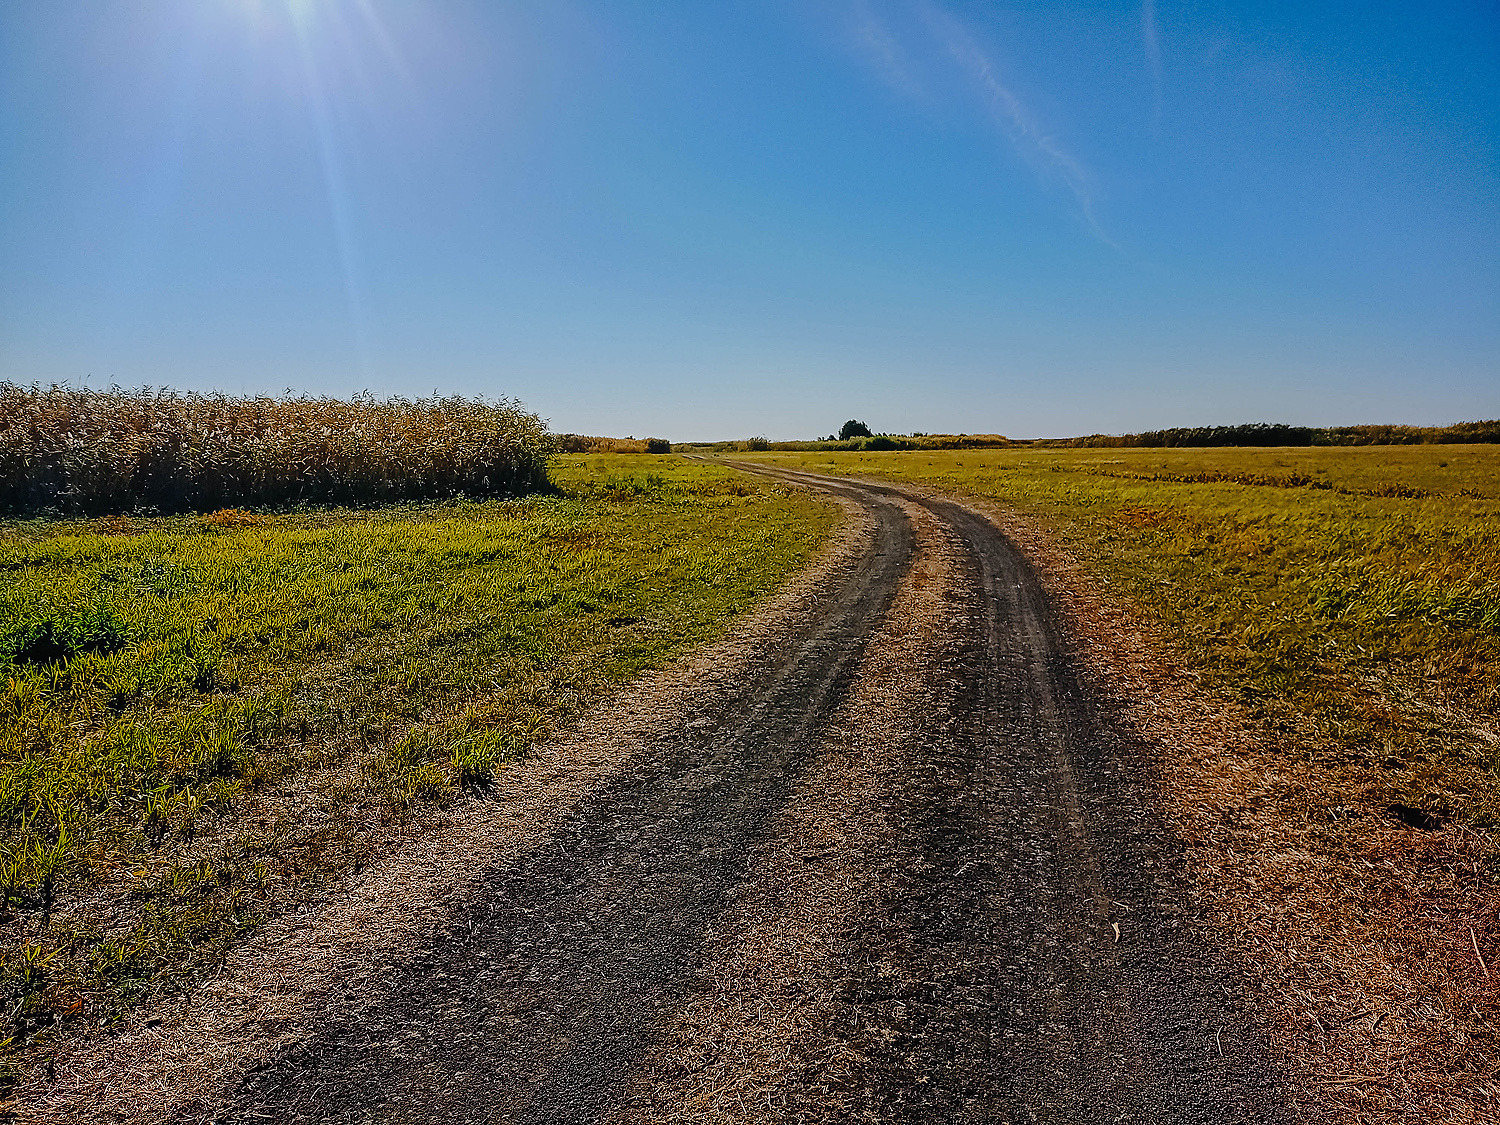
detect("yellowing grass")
[748,439,1500,1122]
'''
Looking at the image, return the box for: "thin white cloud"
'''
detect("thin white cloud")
[1143,0,1163,129]
[849,1,923,99]
[920,3,1116,246]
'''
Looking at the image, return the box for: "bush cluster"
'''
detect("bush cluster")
[0,384,554,515]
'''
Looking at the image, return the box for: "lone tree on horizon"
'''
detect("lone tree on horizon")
[839,419,872,440]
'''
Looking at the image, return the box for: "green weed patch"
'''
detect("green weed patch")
[2,602,127,666]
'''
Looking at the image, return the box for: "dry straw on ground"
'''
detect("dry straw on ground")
[615,501,961,1123]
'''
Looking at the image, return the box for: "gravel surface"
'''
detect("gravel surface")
[31,467,1291,1123]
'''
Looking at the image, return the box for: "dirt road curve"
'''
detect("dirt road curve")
[224,466,1286,1124]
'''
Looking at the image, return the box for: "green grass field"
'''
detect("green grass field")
[750,445,1500,827]
[0,454,834,1050]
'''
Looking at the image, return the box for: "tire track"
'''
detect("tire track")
[186,465,1282,1123]
[226,479,916,1124]
[607,498,964,1123]
[703,463,1287,1123]
[806,486,1286,1123]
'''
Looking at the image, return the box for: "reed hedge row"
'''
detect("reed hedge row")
[0,384,554,515]
[552,434,672,454]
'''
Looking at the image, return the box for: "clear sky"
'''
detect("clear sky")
[1,1,1496,440]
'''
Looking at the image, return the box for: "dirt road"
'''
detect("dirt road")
[198,468,1285,1121]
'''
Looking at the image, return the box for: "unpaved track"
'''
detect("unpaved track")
[223,466,1286,1124]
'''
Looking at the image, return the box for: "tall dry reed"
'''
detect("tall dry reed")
[0,384,554,514]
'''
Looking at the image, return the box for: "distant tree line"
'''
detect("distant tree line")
[553,434,672,454]
[1041,420,1500,449]
[682,432,1014,453]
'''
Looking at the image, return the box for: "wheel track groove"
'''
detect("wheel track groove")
[228,479,915,1124]
[219,465,1286,1124]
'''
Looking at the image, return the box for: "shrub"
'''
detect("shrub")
[552,435,674,454]
[839,419,873,440]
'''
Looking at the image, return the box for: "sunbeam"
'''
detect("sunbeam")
[289,6,374,381]
[215,0,419,380]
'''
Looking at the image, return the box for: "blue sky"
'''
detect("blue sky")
[1,1,1496,440]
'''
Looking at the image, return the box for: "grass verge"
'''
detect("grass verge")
[0,453,833,1071]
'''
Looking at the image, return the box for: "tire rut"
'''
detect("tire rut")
[227,480,915,1124]
[795,487,1286,1123]
[221,465,1285,1124]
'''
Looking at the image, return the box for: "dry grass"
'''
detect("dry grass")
[750,446,1500,829]
[746,448,1499,1120]
[0,384,552,515]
